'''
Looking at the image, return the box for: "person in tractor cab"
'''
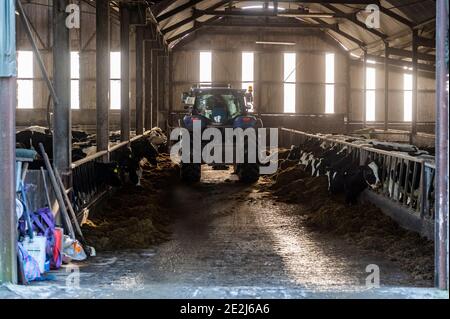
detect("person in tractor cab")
[179,84,261,183]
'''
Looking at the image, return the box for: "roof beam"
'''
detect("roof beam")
[168,16,221,43]
[366,54,435,72]
[197,9,347,18]
[388,47,436,62]
[416,36,435,48]
[331,25,366,47]
[207,19,337,29]
[308,17,366,47]
[376,1,414,28]
[156,0,204,22]
[151,0,178,16]
[321,3,388,40]
[262,0,376,3]
[162,0,230,35]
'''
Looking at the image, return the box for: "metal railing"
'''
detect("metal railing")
[280,128,436,220]
[70,131,151,216]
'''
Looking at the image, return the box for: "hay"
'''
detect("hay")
[82,154,179,251]
[262,162,435,283]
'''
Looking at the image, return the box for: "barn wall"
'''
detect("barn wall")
[349,61,436,133]
[171,29,350,118]
[14,2,436,135]
[15,0,137,131]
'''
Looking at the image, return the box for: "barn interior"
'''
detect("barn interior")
[0,0,448,299]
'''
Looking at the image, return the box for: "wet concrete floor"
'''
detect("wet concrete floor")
[1,167,446,299]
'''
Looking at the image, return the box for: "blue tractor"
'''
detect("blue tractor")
[179,84,262,183]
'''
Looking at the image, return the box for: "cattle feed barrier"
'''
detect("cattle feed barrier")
[280,128,436,236]
[70,130,152,218]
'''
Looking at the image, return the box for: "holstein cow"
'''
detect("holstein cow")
[16,126,53,159]
[318,148,381,205]
[16,126,125,189]
[130,138,160,186]
[288,138,381,205]
[72,161,123,212]
[113,146,141,186]
[387,160,423,207]
[341,160,381,205]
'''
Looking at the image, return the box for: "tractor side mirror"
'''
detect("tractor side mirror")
[181,92,189,104]
[244,92,254,111]
[181,92,195,106]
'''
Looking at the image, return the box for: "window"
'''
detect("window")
[242,5,285,10]
[110,52,121,110]
[366,67,376,122]
[404,74,413,122]
[283,53,296,113]
[194,91,244,121]
[71,52,80,109]
[17,51,33,109]
[199,51,212,84]
[241,52,254,91]
[325,53,335,114]
[242,52,254,112]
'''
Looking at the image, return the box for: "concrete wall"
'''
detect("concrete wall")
[171,29,349,116]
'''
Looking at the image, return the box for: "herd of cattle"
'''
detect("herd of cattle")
[16,126,168,188]
[286,134,435,207]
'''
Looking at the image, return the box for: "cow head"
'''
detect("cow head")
[148,127,167,147]
[115,147,142,185]
[363,161,381,189]
[314,158,326,176]
[94,162,123,187]
[287,145,301,161]
[132,139,158,165]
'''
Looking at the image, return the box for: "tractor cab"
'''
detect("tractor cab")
[182,84,255,129]
[178,84,261,184]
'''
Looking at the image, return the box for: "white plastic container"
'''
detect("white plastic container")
[22,235,47,274]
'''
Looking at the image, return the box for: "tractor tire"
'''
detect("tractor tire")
[237,163,260,184]
[180,163,201,183]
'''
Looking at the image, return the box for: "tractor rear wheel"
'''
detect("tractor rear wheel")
[237,163,259,183]
[180,163,201,183]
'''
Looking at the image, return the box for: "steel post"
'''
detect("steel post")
[412,29,418,139]
[0,78,17,284]
[384,42,389,132]
[152,48,159,128]
[435,0,449,290]
[120,3,130,141]
[53,0,71,182]
[0,0,17,283]
[96,0,110,159]
[135,26,144,135]
[363,49,367,128]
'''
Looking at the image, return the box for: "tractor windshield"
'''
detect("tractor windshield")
[194,90,244,123]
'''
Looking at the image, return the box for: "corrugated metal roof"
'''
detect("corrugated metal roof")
[123,1,436,64]
[386,0,436,24]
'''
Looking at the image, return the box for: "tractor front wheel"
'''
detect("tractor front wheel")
[236,163,260,184]
[180,163,201,183]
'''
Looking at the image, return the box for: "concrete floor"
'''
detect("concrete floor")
[1,167,448,299]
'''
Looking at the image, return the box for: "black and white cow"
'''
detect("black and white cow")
[386,161,423,206]
[17,126,167,187]
[16,126,53,159]
[148,127,168,152]
[288,138,381,205]
[321,149,381,205]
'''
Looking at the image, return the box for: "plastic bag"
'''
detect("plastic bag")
[17,242,41,283]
